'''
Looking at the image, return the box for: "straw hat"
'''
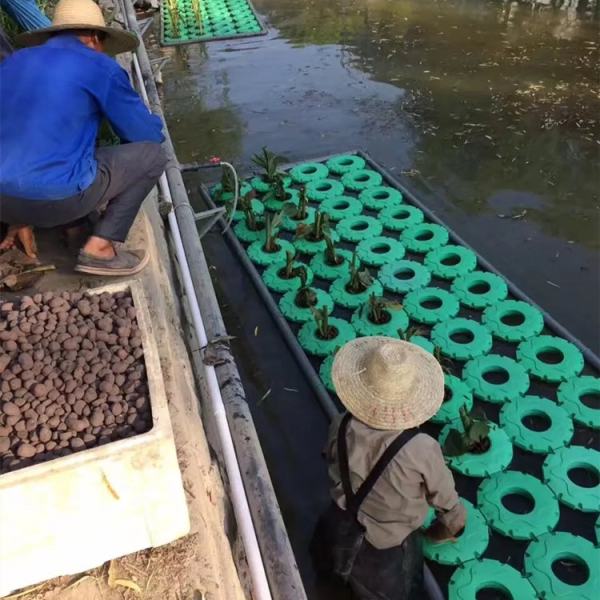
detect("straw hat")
[332,337,444,430]
[17,0,138,55]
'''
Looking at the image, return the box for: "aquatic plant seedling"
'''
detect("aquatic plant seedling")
[166,0,180,36]
[346,250,373,294]
[263,210,285,252]
[191,0,202,28]
[293,267,317,308]
[310,306,337,341]
[364,293,403,325]
[295,209,331,243]
[240,191,264,232]
[252,147,287,185]
[324,233,345,267]
[442,405,491,456]
[291,187,310,221]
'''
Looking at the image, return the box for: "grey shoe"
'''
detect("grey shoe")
[75,248,149,276]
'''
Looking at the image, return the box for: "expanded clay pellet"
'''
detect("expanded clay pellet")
[0,290,152,474]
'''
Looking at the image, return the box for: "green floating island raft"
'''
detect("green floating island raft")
[208,152,600,599]
[161,0,266,45]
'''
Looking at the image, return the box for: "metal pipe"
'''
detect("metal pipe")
[199,187,445,600]
[119,2,306,599]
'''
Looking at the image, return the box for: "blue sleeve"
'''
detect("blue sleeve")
[101,67,165,144]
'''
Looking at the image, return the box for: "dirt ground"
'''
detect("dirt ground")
[1,205,249,600]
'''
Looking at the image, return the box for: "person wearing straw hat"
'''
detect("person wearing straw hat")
[0,0,166,275]
[312,337,466,600]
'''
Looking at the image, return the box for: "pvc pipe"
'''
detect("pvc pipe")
[122,8,272,600]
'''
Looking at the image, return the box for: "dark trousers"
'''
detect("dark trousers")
[0,142,167,243]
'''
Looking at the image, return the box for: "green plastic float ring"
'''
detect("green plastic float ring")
[448,559,538,600]
[336,215,383,243]
[211,181,253,203]
[431,317,493,361]
[320,196,363,222]
[265,187,300,212]
[543,445,600,512]
[451,271,509,309]
[499,395,573,453]
[298,317,356,357]
[250,175,291,194]
[379,205,425,232]
[247,238,296,267]
[403,287,460,325]
[306,178,345,202]
[517,335,584,383]
[557,375,600,430]
[230,197,265,222]
[350,304,409,337]
[309,248,354,281]
[326,155,366,175]
[422,499,489,566]
[424,245,478,281]
[289,162,329,183]
[409,336,434,354]
[401,223,450,254]
[233,219,266,243]
[439,424,513,477]
[430,374,474,425]
[356,236,406,267]
[279,288,334,324]
[462,354,530,404]
[319,354,336,393]
[477,471,560,540]
[329,276,384,310]
[341,169,383,192]
[524,532,599,600]
[358,186,403,211]
[596,514,600,546]
[262,261,314,294]
[483,299,545,343]
[281,205,316,233]
[378,260,432,294]
[294,230,340,256]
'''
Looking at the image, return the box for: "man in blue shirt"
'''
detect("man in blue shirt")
[0,0,166,276]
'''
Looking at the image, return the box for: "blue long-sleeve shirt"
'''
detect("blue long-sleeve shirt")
[0,35,164,200]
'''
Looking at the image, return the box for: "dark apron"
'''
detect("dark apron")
[311,414,423,600]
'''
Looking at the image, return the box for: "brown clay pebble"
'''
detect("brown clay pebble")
[16,443,36,458]
[32,384,47,398]
[0,437,10,453]
[70,437,85,450]
[3,401,20,416]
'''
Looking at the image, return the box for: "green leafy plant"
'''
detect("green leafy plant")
[238,191,263,231]
[219,166,236,196]
[345,251,373,294]
[277,251,297,280]
[264,176,288,203]
[191,0,202,26]
[166,0,180,36]
[289,187,309,221]
[443,405,491,456]
[399,325,427,341]
[295,210,330,242]
[310,306,338,340]
[263,211,285,252]
[294,267,317,308]
[324,233,344,266]
[363,293,403,325]
[252,147,286,184]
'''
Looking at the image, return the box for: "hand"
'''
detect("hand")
[424,520,459,544]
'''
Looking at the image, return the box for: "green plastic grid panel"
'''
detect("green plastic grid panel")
[161,0,266,46]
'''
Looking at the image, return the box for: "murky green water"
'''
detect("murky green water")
[160,0,599,350]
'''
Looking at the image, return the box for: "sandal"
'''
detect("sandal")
[74,248,149,276]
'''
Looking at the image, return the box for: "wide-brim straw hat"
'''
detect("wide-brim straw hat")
[17,0,138,55]
[332,337,444,430]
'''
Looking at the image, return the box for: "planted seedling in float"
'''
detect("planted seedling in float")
[166,0,180,36]
[293,267,317,308]
[363,293,403,325]
[443,404,491,456]
[346,251,373,295]
[239,191,263,231]
[295,210,330,243]
[310,306,338,341]
[252,147,286,185]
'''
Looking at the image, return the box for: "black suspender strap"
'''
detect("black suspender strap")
[337,413,418,517]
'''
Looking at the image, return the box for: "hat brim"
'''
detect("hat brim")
[16,24,138,55]
[332,337,444,430]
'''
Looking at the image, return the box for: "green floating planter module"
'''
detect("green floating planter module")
[483,299,544,343]
[294,230,340,256]
[462,354,530,404]
[439,423,513,477]
[403,287,460,325]
[524,532,599,600]
[477,471,559,540]
[431,374,474,425]
[451,271,509,309]
[543,445,600,513]
[379,205,425,232]
[264,187,299,212]
[351,305,409,337]
[336,215,383,243]
[247,238,295,267]
[356,236,405,267]
[401,223,449,253]
[211,181,253,203]
[233,219,265,243]
[409,335,434,354]
[262,260,314,294]
[319,353,336,393]
[309,248,354,281]
[228,197,265,223]
[281,205,316,233]
[329,276,384,310]
[424,244,477,280]
[325,154,366,175]
[341,169,383,191]
[306,178,345,202]
[320,196,363,222]
[422,499,489,566]
[431,317,493,361]
[499,395,573,453]
[358,186,403,211]
[557,375,600,430]
[289,162,329,183]
[298,317,356,357]
[448,559,538,600]
[517,335,584,383]
[250,174,292,194]
[379,260,432,294]
[279,288,334,324]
